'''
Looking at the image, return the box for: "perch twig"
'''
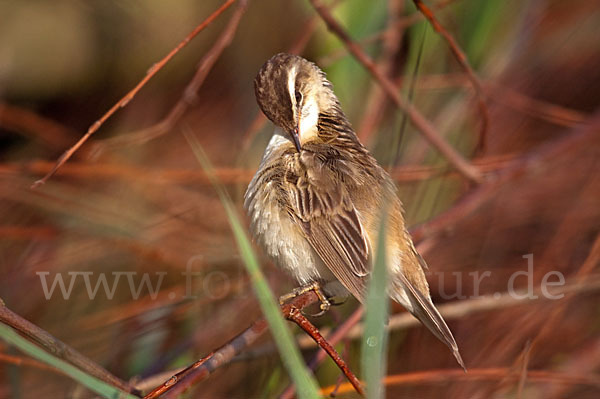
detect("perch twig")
[142,290,364,398]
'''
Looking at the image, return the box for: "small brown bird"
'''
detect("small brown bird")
[245,53,464,369]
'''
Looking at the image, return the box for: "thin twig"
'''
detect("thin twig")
[409,112,600,243]
[543,339,600,399]
[142,290,363,398]
[369,73,588,127]
[318,0,459,68]
[142,290,356,397]
[280,307,364,399]
[485,81,588,127]
[308,0,483,183]
[0,352,59,374]
[95,0,248,152]
[526,232,600,363]
[142,353,215,399]
[516,341,532,399]
[7,154,515,186]
[412,0,489,153]
[0,102,75,151]
[0,300,140,396]
[0,225,57,240]
[356,0,404,145]
[142,315,269,398]
[31,0,237,188]
[297,273,600,348]
[320,368,600,396]
[285,306,364,397]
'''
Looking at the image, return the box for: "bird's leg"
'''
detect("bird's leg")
[279,281,331,315]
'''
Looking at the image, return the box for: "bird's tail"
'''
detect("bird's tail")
[393,273,466,371]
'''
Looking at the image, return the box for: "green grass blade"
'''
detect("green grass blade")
[183,129,321,399]
[0,323,137,399]
[361,207,390,399]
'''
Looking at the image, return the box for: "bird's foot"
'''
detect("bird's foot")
[279,282,331,316]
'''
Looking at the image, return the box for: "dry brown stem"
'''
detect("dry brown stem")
[516,341,533,399]
[6,155,514,187]
[285,306,364,396]
[279,307,364,399]
[31,0,237,188]
[308,0,483,183]
[141,290,363,398]
[96,0,248,152]
[412,0,489,152]
[356,0,404,144]
[318,0,459,67]
[321,368,600,396]
[0,300,140,396]
[297,273,600,348]
[0,352,59,374]
[410,111,600,243]
[0,103,75,151]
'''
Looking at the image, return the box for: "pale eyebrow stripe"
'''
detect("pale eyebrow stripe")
[287,65,297,107]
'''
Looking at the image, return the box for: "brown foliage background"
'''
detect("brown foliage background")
[1,0,599,397]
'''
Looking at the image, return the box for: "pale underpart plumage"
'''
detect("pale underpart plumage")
[246,129,416,305]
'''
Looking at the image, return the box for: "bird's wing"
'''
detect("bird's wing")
[285,172,370,301]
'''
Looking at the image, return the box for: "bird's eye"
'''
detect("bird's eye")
[294,91,302,104]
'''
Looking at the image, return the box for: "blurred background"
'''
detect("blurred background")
[1,0,599,397]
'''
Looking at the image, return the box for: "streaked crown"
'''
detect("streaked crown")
[254,53,340,146]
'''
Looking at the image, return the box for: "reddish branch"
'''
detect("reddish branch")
[31,0,238,189]
[286,306,364,396]
[516,341,533,399]
[142,353,216,399]
[142,290,363,398]
[525,232,600,374]
[308,0,483,183]
[143,314,269,399]
[0,352,59,374]
[290,274,600,349]
[412,0,489,152]
[96,0,249,152]
[486,81,587,127]
[6,154,514,187]
[0,103,74,151]
[280,307,364,399]
[356,0,404,144]
[410,111,600,244]
[318,0,459,68]
[321,368,600,396]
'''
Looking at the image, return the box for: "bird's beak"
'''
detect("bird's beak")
[291,126,302,152]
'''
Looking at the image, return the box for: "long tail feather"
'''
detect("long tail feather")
[395,274,466,371]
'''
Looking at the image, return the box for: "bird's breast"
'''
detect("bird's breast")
[244,133,326,285]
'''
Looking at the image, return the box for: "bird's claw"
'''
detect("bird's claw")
[279,282,331,317]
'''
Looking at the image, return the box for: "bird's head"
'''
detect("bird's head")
[254,53,338,152]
